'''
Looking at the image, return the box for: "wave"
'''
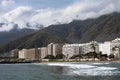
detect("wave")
[92,62,109,65]
[33,63,118,76]
[66,66,117,76]
[46,63,96,69]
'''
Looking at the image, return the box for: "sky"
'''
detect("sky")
[0,0,119,31]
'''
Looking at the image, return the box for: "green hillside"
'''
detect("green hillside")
[0,12,120,53]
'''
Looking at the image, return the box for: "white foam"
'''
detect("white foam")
[92,62,109,65]
[66,66,117,76]
[69,64,95,69]
[70,70,114,76]
[33,63,118,76]
[95,67,117,70]
[46,63,68,66]
[46,63,96,69]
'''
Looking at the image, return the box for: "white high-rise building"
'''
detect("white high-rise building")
[98,41,111,55]
[40,47,48,59]
[47,43,63,57]
[18,48,39,60]
[47,43,54,55]
[62,41,99,59]
[110,38,120,59]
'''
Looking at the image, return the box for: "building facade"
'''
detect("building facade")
[47,43,54,55]
[11,49,19,58]
[62,41,99,59]
[47,43,63,57]
[98,41,111,55]
[18,48,40,60]
[110,38,120,59]
[40,47,48,59]
[53,43,63,56]
[13,38,120,61]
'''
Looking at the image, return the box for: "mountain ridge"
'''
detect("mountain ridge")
[40,12,120,42]
[0,22,44,46]
[0,12,120,53]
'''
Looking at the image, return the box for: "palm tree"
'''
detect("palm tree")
[79,47,82,61]
[67,54,69,61]
[109,54,114,60]
[112,46,120,60]
[90,42,96,61]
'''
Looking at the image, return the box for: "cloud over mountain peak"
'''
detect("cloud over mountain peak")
[0,0,119,31]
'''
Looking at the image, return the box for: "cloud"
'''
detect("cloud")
[2,6,33,27]
[0,22,16,31]
[1,0,15,7]
[0,0,119,31]
[3,6,32,21]
[30,0,117,26]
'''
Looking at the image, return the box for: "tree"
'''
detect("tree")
[70,55,82,59]
[91,44,96,52]
[70,54,82,61]
[85,52,97,60]
[97,52,102,59]
[90,42,97,60]
[55,54,64,59]
[109,54,115,60]
[78,47,82,61]
[100,54,108,61]
[44,55,55,59]
[112,46,120,60]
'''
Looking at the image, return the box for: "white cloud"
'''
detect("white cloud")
[0,0,120,31]
[3,6,32,21]
[1,6,35,28]
[99,3,115,15]
[1,0,15,7]
[0,23,15,31]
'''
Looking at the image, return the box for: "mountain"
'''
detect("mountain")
[0,22,44,46]
[0,12,120,53]
[40,12,120,43]
[0,32,70,53]
[0,28,36,46]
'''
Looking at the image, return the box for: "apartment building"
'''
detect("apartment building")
[11,49,19,58]
[110,38,120,59]
[47,43,63,57]
[40,47,48,59]
[98,41,111,55]
[18,48,40,60]
[62,41,99,59]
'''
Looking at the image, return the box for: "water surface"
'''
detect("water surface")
[0,62,120,80]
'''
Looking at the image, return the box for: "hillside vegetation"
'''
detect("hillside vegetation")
[0,12,120,53]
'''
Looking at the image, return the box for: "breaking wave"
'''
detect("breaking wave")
[33,63,119,76]
[92,62,109,65]
[47,63,95,69]
[67,66,117,76]
[46,63,118,76]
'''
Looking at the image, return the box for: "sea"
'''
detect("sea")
[0,62,120,80]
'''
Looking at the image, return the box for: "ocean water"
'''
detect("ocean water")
[0,62,120,80]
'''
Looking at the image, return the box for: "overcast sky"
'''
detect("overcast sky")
[0,0,119,31]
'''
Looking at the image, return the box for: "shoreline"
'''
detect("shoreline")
[0,60,120,64]
[40,60,120,64]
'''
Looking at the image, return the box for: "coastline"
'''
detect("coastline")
[0,59,120,64]
[40,60,120,64]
